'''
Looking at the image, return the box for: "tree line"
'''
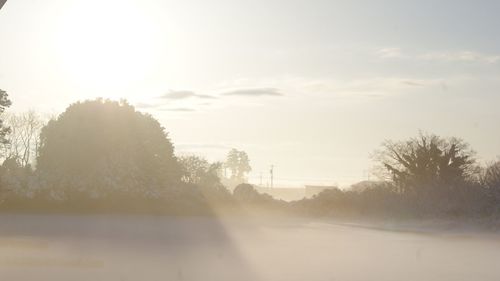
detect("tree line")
[0,88,499,219]
[294,133,500,219]
[0,91,252,214]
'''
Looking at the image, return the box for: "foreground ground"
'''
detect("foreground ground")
[0,214,499,281]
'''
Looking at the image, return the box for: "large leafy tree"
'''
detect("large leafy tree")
[37,99,182,199]
[374,132,478,194]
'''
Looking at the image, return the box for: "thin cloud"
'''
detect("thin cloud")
[401,80,425,87]
[376,47,500,64]
[159,90,216,100]
[298,77,441,99]
[419,51,500,63]
[376,47,406,59]
[221,87,283,97]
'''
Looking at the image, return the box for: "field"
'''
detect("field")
[0,214,499,281]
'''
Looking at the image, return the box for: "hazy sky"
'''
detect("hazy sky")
[1,0,499,186]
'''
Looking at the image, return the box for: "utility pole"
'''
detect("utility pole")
[270,165,274,188]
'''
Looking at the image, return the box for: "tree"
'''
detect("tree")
[0,89,12,198]
[482,161,500,196]
[179,155,222,187]
[225,149,240,179]
[0,157,35,199]
[2,111,45,167]
[374,132,478,194]
[36,99,182,199]
[179,155,231,203]
[0,89,12,151]
[224,149,251,181]
[237,152,251,180]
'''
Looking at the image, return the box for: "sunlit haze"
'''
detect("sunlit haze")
[1,0,500,186]
[3,1,500,281]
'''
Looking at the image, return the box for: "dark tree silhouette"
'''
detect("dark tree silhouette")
[36,99,182,199]
[374,133,478,194]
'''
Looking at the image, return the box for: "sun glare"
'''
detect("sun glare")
[54,0,157,99]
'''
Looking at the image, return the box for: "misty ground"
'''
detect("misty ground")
[0,214,499,281]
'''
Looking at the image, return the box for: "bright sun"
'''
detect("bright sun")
[54,0,158,99]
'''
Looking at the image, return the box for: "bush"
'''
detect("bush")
[233,183,275,205]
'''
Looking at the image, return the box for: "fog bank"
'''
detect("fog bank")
[1,214,499,281]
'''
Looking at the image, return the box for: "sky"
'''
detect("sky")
[1,0,500,187]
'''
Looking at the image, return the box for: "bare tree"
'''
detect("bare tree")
[481,160,500,192]
[2,111,46,167]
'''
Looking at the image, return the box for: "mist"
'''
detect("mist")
[2,214,500,281]
[2,0,500,280]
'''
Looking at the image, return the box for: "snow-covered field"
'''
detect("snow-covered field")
[0,214,499,281]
